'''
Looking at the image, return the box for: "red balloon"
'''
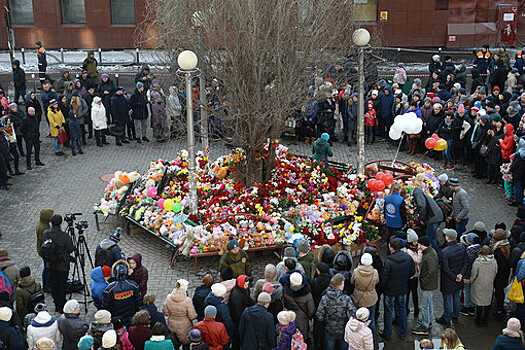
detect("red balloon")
[375,180,386,191]
[376,172,385,181]
[432,133,439,140]
[383,173,394,186]
[425,137,437,150]
[367,179,377,191]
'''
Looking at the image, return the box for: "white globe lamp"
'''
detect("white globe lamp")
[178,50,198,71]
[352,28,371,47]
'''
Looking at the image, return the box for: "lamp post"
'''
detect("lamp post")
[352,28,371,175]
[192,11,209,159]
[178,50,199,216]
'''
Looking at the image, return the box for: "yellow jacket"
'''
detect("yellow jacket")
[47,107,65,137]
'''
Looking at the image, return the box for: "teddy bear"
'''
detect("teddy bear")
[179,225,196,256]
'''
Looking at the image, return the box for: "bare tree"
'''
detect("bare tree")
[140,0,358,185]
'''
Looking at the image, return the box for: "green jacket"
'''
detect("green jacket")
[36,208,54,258]
[16,276,42,320]
[419,246,439,290]
[298,251,314,279]
[312,139,333,163]
[82,55,99,82]
[219,250,251,278]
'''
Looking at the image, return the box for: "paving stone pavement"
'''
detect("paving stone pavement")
[0,128,515,349]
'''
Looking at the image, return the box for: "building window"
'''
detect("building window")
[61,0,86,24]
[436,0,449,10]
[352,0,378,22]
[9,0,35,24]
[111,0,136,24]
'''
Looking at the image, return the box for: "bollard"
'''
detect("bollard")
[115,73,119,86]
[60,48,64,63]
[438,47,442,58]
[397,48,401,63]
[21,48,25,64]
[98,48,102,63]
[31,74,36,93]
[136,48,140,63]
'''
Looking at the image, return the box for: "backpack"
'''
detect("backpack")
[0,270,12,297]
[25,284,44,313]
[435,199,453,219]
[291,329,307,350]
[95,244,115,267]
[41,238,62,262]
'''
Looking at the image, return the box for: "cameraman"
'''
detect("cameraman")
[43,214,75,313]
[95,228,124,267]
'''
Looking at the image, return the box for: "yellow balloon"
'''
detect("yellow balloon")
[434,139,448,151]
[164,199,174,211]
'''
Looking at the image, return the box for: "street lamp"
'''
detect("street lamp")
[192,11,209,160]
[352,28,370,175]
[178,50,199,216]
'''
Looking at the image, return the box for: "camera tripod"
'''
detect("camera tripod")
[65,214,94,313]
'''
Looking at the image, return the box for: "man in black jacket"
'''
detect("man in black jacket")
[239,292,276,350]
[436,229,467,326]
[20,107,44,170]
[380,238,415,341]
[11,60,26,105]
[110,87,130,146]
[130,82,149,143]
[0,122,10,190]
[43,214,75,313]
[311,262,332,350]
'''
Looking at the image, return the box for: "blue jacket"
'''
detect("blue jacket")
[140,303,169,331]
[492,334,525,350]
[436,89,452,102]
[440,242,468,294]
[102,260,141,326]
[110,94,130,125]
[0,320,25,349]
[90,267,108,309]
[384,192,405,229]
[204,292,235,334]
[41,88,58,111]
[378,86,394,120]
[381,250,415,297]
[239,304,276,350]
[302,101,318,125]
[192,286,212,321]
[68,111,83,139]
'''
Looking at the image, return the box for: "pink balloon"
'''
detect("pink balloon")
[158,198,165,209]
[147,186,158,198]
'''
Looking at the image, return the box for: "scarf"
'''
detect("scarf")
[444,117,453,127]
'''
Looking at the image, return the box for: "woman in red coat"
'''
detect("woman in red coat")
[500,123,516,162]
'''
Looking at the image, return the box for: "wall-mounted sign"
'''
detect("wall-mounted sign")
[448,35,456,41]
[380,11,388,22]
[504,13,515,21]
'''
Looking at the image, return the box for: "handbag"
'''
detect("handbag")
[57,128,68,144]
[479,144,488,157]
[507,277,524,304]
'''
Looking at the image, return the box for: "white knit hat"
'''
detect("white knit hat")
[94,310,111,324]
[0,307,12,322]
[360,253,373,266]
[277,310,296,325]
[290,272,303,286]
[211,283,227,297]
[63,299,80,314]
[407,229,418,243]
[177,279,189,292]
[102,330,117,348]
[356,307,370,322]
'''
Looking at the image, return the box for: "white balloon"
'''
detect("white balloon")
[389,128,402,140]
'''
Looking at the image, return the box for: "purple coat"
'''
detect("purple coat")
[273,321,297,350]
[128,253,148,298]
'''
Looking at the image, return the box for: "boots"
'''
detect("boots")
[406,140,413,154]
[409,140,417,155]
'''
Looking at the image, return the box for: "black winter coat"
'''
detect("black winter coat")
[12,62,26,90]
[426,110,444,135]
[229,286,255,326]
[20,112,39,139]
[25,93,42,122]
[438,117,463,141]
[485,128,504,165]
[0,132,9,162]
[310,274,332,307]
[440,242,467,293]
[510,154,525,180]
[239,304,276,350]
[8,109,24,136]
[43,226,75,272]
[511,220,525,251]
[192,286,212,321]
[130,88,148,120]
[102,261,141,326]
[381,250,415,297]
[111,94,130,125]
[494,246,511,290]
[140,303,169,331]
[58,313,89,350]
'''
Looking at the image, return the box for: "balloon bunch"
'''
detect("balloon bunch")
[149,186,183,213]
[367,171,394,192]
[425,134,448,151]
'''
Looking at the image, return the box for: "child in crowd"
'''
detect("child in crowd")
[364,100,376,144]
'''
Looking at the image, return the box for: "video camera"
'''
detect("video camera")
[75,221,89,231]
[64,212,83,224]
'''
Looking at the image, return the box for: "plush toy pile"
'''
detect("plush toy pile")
[101,146,439,255]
